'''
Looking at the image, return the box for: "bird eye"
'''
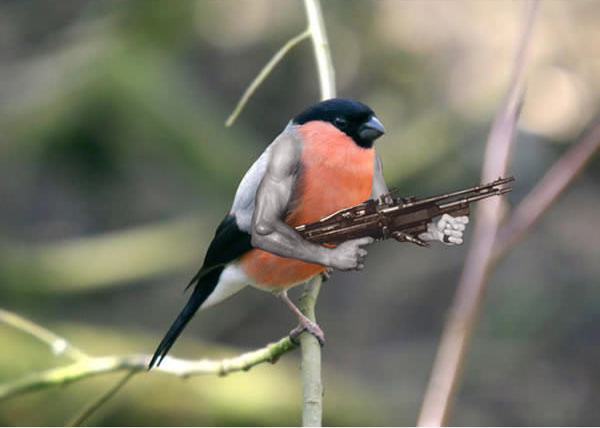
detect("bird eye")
[334,117,348,128]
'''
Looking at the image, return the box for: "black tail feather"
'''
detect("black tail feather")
[148,267,223,369]
[148,293,202,369]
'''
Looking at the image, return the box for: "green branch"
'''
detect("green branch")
[0,308,89,361]
[67,370,136,427]
[225,28,311,127]
[297,0,336,425]
[304,0,335,100]
[0,337,297,402]
[298,277,323,427]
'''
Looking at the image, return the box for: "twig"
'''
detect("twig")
[417,1,539,426]
[0,336,297,401]
[298,277,323,427]
[304,0,335,100]
[0,308,89,361]
[225,28,311,127]
[67,370,136,427]
[297,0,336,425]
[224,0,336,128]
[495,117,600,256]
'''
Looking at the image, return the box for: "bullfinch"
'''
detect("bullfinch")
[149,98,468,369]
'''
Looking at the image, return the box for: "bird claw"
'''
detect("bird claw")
[321,268,333,282]
[289,320,325,347]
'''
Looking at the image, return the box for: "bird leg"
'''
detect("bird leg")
[279,290,325,346]
[321,267,333,282]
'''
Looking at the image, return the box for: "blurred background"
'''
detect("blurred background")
[1,0,599,425]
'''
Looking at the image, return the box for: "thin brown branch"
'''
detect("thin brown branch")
[495,117,600,256]
[417,1,540,426]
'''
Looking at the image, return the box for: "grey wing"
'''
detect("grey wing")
[370,150,390,201]
[182,145,274,291]
[230,145,272,233]
[231,121,301,231]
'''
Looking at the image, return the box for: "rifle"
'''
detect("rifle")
[295,176,515,247]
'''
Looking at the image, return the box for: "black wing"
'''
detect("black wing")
[185,214,253,291]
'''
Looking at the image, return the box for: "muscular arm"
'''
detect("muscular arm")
[251,134,331,266]
[251,132,372,270]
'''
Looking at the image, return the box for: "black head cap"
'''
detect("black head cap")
[292,98,385,148]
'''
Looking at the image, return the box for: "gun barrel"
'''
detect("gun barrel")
[400,176,515,208]
[438,186,512,210]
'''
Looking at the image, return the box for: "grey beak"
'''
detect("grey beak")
[359,116,385,141]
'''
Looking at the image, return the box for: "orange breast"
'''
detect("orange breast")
[240,122,374,288]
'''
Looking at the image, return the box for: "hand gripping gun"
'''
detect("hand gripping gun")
[295,176,515,247]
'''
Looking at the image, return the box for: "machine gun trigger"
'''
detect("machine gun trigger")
[392,231,430,247]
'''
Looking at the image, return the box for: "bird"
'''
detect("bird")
[148,98,467,369]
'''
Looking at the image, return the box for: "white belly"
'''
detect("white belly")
[200,264,250,309]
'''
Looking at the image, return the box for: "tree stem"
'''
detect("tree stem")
[298,277,323,427]
[304,0,336,100]
[299,0,335,425]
